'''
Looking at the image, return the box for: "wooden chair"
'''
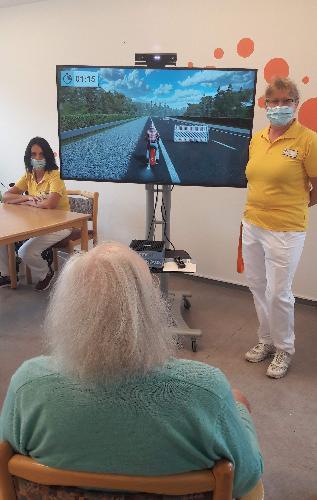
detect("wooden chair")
[52,189,99,271]
[24,190,99,282]
[0,442,264,500]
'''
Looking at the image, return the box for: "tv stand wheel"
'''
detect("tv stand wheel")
[183,297,191,310]
[191,339,198,352]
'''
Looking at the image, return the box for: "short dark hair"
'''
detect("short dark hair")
[24,137,58,173]
[265,77,299,102]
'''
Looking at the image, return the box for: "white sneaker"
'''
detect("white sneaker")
[245,342,276,363]
[266,350,292,379]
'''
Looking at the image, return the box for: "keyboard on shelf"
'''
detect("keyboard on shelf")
[130,240,165,270]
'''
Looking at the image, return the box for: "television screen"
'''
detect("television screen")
[56,65,257,187]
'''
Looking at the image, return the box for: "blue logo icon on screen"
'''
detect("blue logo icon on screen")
[61,71,73,86]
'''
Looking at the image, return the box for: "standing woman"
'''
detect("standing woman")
[0,137,71,291]
[243,78,317,378]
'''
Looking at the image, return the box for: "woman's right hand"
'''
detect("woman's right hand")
[17,195,38,205]
[18,195,34,203]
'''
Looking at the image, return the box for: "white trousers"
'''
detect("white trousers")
[242,221,306,355]
[0,229,71,281]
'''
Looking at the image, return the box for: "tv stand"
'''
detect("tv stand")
[145,184,202,352]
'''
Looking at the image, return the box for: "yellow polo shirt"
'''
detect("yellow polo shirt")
[244,120,317,231]
[15,169,69,211]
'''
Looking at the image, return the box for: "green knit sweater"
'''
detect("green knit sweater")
[0,356,263,497]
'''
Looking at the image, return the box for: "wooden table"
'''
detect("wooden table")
[0,204,90,289]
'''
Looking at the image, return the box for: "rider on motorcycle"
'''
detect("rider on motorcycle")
[146,124,160,164]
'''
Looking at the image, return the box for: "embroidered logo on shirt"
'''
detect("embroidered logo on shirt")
[282,148,298,159]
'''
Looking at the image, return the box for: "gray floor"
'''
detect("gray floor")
[1,273,317,500]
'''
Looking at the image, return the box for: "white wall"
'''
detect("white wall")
[1,0,317,299]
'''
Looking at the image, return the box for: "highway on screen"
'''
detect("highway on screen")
[61,116,250,187]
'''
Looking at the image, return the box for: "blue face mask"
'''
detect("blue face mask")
[31,158,46,170]
[266,106,295,127]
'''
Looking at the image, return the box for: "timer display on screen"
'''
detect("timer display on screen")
[60,70,98,88]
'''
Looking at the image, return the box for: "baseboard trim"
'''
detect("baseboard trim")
[177,273,317,307]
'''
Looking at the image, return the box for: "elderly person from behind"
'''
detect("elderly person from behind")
[0,242,263,498]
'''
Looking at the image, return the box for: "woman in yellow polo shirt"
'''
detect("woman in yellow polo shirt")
[243,78,317,378]
[0,137,71,291]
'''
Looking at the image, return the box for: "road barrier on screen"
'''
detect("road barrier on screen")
[174,124,209,143]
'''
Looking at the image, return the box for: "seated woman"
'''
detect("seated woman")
[0,136,71,291]
[0,242,263,498]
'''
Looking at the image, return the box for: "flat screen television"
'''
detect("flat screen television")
[56,65,257,187]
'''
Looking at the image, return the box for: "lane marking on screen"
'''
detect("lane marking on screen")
[159,139,181,184]
[215,129,249,138]
[211,140,236,150]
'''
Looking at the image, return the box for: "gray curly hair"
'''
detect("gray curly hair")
[45,242,174,382]
[265,77,299,102]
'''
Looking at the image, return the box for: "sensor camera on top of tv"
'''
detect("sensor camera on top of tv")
[135,53,177,68]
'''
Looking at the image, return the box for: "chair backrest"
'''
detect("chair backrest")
[0,442,263,500]
[66,190,99,245]
[0,442,234,500]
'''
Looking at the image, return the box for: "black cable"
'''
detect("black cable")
[146,185,176,249]
[161,195,175,250]
[153,185,159,240]
[147,185,159,240]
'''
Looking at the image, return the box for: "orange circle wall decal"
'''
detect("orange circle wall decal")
[214,48,224,59]
[298,98,317,132]
[264,58,289,82]
[237,38,254,58]
[205,39,316,128]
[187,61,194,68]
[258,96,266,108]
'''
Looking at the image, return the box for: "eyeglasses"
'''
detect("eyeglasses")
[265,98,296,107]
